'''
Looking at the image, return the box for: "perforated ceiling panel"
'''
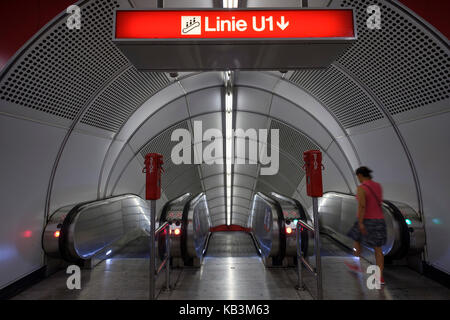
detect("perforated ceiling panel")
[255,120,320,197]
[338,0,450,115]
[271,120,319,166]
[164,166,202,200]
[81,67,170,132]
[0,0,129,120]
[140,121,189,160]
[289,65,384,129]
[255,154,302,196]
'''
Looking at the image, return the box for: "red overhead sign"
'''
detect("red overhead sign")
[112,9,356,71]
[115,9,355,40]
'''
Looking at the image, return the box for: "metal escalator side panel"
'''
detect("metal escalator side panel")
[159,199,171,225]
[157,200,170,260]
[180,194,196,265]
[291,198,311,257]
[251,192,284,262]
[383,200,411,259]
[318,193,343,238]
[73,200,122,259]
[269,193,302,258]
[59,203,87,263]
[319,192,419,259]
[201,230,213,256]
[291,198,308,222]
[73,197,150,259]
[182,208,191,264]
[273,198,286,264]
[269,192,311,258]
[160,192,192,224]
[382,204,402,257]
[386,200,425,255]
[185,193,210,260]
[286,198,307,257]
[250,194,274,258]
[158,193,191,260]
[319,192,396,256]
[42,204,74,259]
[248,231,263,256]
[192,194,211,257]
[43,194,150,263]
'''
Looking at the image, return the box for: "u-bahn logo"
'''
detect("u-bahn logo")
[181,16,202,35]
[263,207,271,233]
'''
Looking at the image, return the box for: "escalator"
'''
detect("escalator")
[248,191,426,269]
[205,231,258,257]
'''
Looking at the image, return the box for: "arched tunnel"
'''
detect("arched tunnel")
[0,0,449,302]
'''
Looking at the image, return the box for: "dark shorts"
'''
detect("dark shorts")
[347,219,387,248]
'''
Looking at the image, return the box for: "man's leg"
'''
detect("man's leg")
[353,241,361,257]
[345,241,363,272]
[374,246,384,280]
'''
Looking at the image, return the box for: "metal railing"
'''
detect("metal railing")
[295,198,323,300]
[150,221,171,300]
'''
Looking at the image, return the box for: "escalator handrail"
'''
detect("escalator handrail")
[201,231,213,256]
[383,200,410,259]
[270,191,309,222]
[297,219,314,232]
[156,221,170,235]
[180,193,203,263]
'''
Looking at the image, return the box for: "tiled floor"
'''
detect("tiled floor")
[11,232,450,300]
[12,237,179,300]
[301,236,450,300]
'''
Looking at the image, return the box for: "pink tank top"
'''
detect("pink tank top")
[357,180,384,219]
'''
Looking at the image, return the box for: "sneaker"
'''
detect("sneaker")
[380,277,385,285]
[344,261,362,273]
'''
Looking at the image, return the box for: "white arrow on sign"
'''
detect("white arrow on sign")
[277,16,289,30]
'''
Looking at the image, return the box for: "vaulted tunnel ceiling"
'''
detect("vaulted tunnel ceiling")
[125,108,324,226]
[0,0,448,228]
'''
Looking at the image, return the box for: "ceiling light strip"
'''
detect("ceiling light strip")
[225,71,233,225]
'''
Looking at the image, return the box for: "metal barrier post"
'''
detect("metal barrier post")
[143,152,163,300]
[302,149,324,299]
[312,197,323,300]
[296,224,304,290]
[165,225,171,290]
[149,199,156,300]
[295,214,323,299]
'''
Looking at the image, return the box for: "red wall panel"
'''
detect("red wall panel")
[210,225,251,233]
[0,1,447,72]
[399,0,450,39]
[0,0,74,71]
